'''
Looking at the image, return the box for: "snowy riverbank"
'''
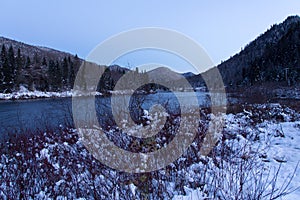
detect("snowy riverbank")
[0,86,157,100]
[0,86,103,100]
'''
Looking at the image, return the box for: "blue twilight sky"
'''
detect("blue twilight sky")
[0,0,299,73]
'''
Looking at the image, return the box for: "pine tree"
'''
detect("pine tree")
[7,45,16,90]
[68,58,75,88]
[62,57,69,88]
[99,67,114,91]
[0,45,16,92]
[48,59,57,91]
[55,60,62,90]
[0,45,8,92]
[42,57,47,66]
[76,61,87,91]
[25,56,31,69]
[15,48,23,88]
[33,53,40,64]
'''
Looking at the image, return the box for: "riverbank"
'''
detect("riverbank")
[0,86,104,100]
[0,86,158,100]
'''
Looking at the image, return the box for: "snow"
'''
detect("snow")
[173,109,300,200]
[173,188,205,200]
[1,103,300,199]
[55,180,65,188]
[129,183,137,196]
[260,122,300,199]
[53,163,60,170]
[35,191,47,199]
[0,86,102,100]
[40,148,50,160]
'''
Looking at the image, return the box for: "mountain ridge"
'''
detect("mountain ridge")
[1,15,300,95]
[217,15,300,87]
[0,36,79,61]
[186,15,300,91]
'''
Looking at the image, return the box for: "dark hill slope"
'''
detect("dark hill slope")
[217,15,300,87]
[186,16,300,91]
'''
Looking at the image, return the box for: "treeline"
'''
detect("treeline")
[0,44,81,93]
[98,67,151,92]
[77,63,159,93]
[98,67,170,93]
[208,16,300,89]
[244,21,300,86]
[0,43,170,94]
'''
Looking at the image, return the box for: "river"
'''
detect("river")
[0,92,217,140]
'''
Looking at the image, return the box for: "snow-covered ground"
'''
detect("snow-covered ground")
[173,119,300,199]
[0,86,102,100]
[173,104,300,199]
[0,86,155,100]
[0,103,299,199]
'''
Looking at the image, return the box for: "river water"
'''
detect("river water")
[0,92,217,139]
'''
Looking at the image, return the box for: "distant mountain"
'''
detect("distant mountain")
[108,64,130,73]
[187,15,300,91]
[0,37,78,62]
[147,67,184,83]
[181,72,195,78]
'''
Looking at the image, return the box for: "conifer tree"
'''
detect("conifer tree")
[0,45,8,92]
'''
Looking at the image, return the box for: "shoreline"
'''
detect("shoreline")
[0,88,171,101]
[0,86,105,101]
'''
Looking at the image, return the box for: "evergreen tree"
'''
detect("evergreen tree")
[16,48,22,69]
[0,45,16,92]
[0,45,8,92]
[48,59,62,91]
[68,58,75,88]
[15,48,23,88]
[33,53,40,64]
[25,56,31,69]
[76,61,87,91]
[99,67,114,91]
[62,57,69,88]
[55,60,62,90]
[7,45,16,90]
[42,57,47,66]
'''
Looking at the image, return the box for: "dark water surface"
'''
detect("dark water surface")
[0,92,214,139]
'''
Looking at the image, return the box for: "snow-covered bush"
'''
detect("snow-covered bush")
[0,103,299,199]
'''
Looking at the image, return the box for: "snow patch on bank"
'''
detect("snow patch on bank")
[0,86,102,100]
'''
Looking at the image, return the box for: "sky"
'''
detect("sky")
[0,0,299,73]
